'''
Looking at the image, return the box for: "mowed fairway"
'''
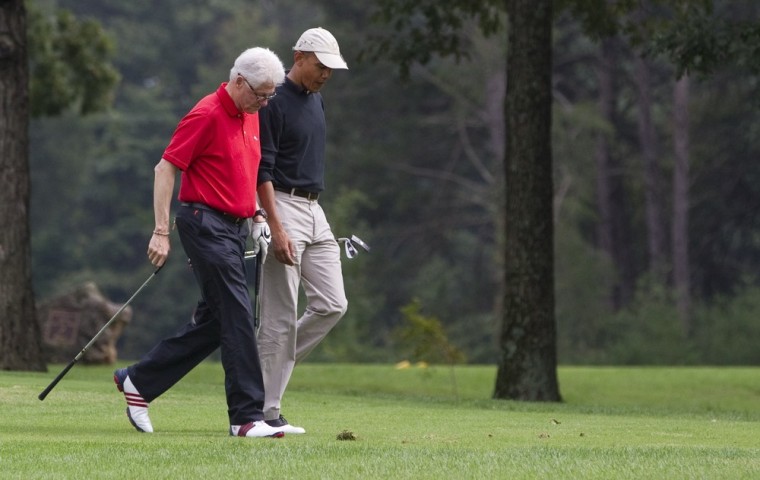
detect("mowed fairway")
[1,364,758,479]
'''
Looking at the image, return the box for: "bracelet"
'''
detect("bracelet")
[153,230,170,236]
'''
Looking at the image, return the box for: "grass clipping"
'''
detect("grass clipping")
[336,430,356,441]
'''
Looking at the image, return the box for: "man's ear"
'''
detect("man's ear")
[293,50,309,64]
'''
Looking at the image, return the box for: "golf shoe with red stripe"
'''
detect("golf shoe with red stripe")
[266,415,306,434]
[230,421,285,438]
[114,368,153,433]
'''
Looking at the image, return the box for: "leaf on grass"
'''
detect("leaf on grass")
[538,432,550,439]
[395,360,411,370]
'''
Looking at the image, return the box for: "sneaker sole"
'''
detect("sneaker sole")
[229,427,285,438]
[126,408,147,433]
[229,432,285,438]
[265,419,305,435]
[277,426,306,434]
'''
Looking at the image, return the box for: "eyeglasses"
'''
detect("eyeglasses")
[240,75,277,102]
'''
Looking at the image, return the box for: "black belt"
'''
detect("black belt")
[274,186,320,201]
[181,202,247,225]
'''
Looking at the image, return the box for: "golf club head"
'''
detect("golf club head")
[338,235,370,259]
[350,235,370,252]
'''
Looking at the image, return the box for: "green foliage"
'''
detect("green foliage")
[687,75,760,299]
[602,288,692,364]
[395,299,466,366]
[568,281,760,365]
[693,281,760,364]
[648,2,760,77]
[367,0,757,80]
[555,0,635,39]
[554,216,618,363]
[363,0,503,77]
[558,0,760,78]
[27,4,119,116]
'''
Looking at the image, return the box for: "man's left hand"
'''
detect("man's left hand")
[250,220,271,262]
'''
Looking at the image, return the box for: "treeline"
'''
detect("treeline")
[29,0,760,364]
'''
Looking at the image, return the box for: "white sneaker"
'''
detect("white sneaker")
[230,421,285,438]
[114,368,153,433]
[266,415,306,434]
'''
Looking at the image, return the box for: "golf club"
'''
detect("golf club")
[338,234,371,259]
[38,266,162,401]
[244,250,264,333]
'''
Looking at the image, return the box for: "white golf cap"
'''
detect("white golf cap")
[293,27,348,70]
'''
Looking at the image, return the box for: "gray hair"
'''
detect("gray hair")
[229,47,285,87]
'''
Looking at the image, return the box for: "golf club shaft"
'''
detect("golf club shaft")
[38,266,162,401]
[253,252,263,331]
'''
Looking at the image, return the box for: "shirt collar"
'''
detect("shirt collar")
[216,82,243,116]
[283,76,311,95]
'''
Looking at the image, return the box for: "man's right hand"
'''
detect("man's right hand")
[148,233,170,267]
[149,159,177,268]
[271,227,296,266]
[256,181,295,265]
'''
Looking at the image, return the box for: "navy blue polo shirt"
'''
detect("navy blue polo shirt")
[258,76,327,193]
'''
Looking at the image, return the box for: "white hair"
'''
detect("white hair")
[229,47,285,87]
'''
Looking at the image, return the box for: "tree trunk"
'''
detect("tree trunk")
[0,0,46,371]
[635,55,668,283]
[494,0,560,401]
[672,75,692,336]
[595,40,615,285]
[594,38,637,310]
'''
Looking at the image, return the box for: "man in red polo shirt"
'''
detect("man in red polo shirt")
[112,47,286,438]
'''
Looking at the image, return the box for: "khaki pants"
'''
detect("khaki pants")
[257,191,348,421]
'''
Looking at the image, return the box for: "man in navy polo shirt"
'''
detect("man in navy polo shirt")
[113,47,286,438]
[256,27,349,434]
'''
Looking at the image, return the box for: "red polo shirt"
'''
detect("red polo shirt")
[163,83,260,218]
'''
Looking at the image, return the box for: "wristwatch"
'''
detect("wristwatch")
[253,208,267,220]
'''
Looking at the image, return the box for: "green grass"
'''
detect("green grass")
[1,363,758,479]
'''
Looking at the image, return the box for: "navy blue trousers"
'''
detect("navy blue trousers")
[128,204,265,425]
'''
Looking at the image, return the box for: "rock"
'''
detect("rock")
[38,282,132,364]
